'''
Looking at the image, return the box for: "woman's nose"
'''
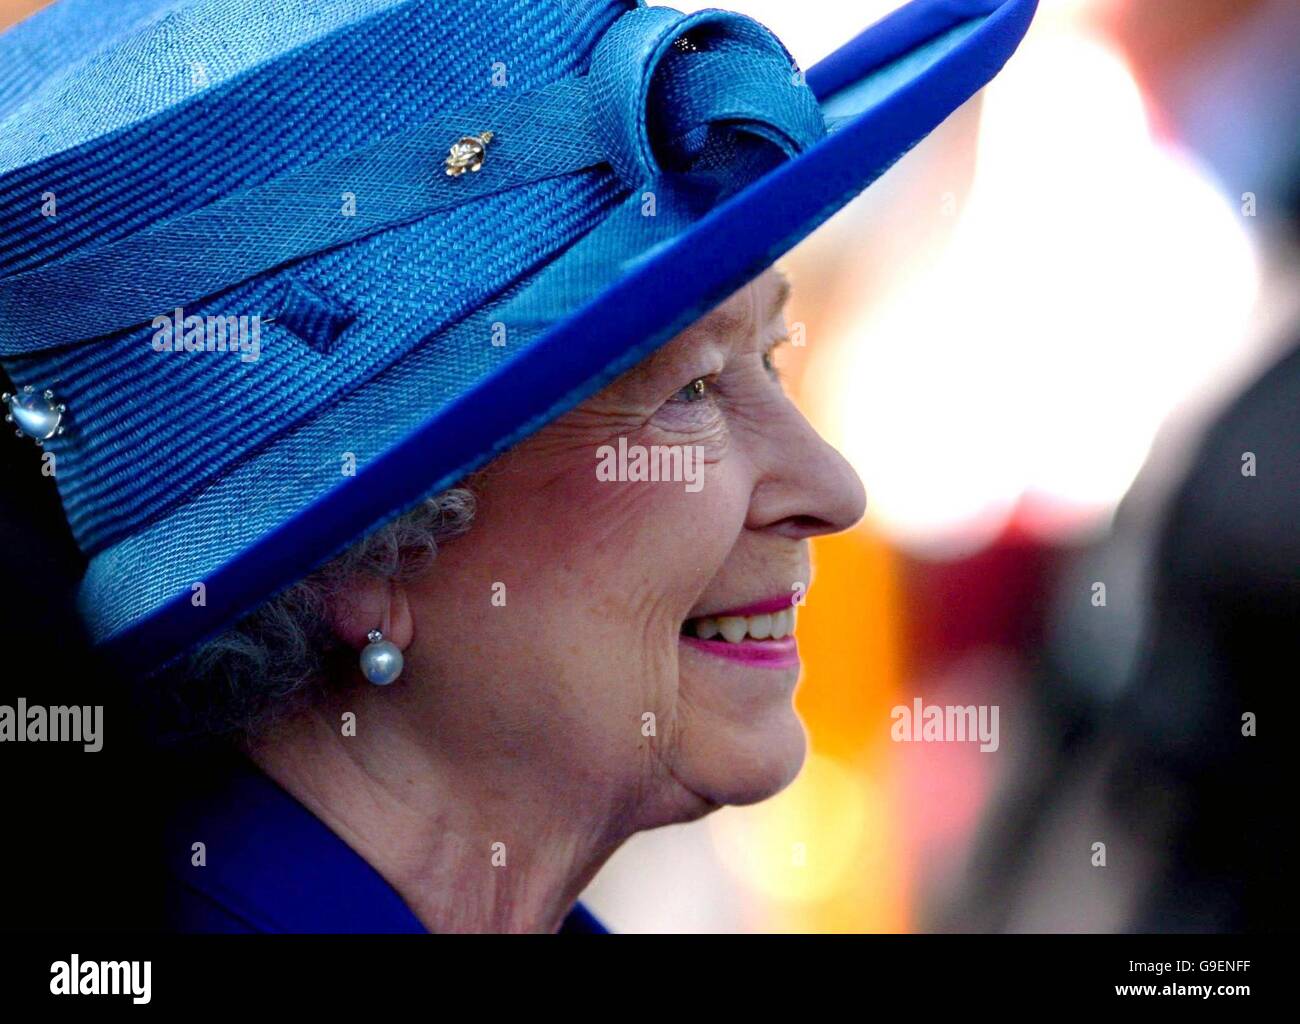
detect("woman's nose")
[746,404,868,540]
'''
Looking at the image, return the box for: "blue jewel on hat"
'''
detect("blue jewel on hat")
[3,385,66,446]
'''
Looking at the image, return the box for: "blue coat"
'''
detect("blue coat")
[160,751,608,934]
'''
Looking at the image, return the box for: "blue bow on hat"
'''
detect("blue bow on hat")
[0,0,1036,674]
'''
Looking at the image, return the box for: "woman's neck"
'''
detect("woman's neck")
[242,709,627,933]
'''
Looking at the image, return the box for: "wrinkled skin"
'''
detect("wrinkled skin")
[248,268,867,932]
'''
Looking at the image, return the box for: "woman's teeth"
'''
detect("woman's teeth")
[684,607,796,643]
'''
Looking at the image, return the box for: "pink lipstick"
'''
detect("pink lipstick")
[679,633,799,668]
[679,593,801,669]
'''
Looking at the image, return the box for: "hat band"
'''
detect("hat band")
[0,77,602,356]
[0,3,823,357]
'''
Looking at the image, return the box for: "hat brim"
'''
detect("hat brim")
[85,0,1037,673]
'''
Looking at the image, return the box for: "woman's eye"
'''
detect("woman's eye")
[763,337,790,383]
[674,377,712,403]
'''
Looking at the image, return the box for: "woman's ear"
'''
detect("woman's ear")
[327,575,414,652]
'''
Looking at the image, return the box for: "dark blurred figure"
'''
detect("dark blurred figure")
[936,333,1297,934]
[932,0,1299,936]
[1110,336,1298,931]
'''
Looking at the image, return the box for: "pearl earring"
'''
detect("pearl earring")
[360,629,403,685]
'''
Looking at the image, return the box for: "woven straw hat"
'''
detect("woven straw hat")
[0,0,1036,673]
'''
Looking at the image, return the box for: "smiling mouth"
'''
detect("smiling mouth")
[679,599,800,668]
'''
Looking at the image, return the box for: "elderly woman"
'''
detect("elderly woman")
[0,0,1035,932]
[164,265,863,934]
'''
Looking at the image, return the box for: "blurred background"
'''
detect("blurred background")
[580,0,1299,932]
[2,0,1295,933]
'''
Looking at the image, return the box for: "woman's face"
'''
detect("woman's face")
[396,269,866,833]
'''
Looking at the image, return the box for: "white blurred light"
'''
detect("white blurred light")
[810,32,1259,557]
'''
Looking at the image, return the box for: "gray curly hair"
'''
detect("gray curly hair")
[155,487,476,743]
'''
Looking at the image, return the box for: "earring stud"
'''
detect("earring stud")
[360,629,403,685]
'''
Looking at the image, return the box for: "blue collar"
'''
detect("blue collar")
[160,750,608,934]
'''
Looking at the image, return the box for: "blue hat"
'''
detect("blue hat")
[0,0,1036,675]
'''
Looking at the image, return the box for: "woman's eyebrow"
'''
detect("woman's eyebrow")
[697,269,793,339]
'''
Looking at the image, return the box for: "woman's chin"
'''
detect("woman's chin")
[672,643,808,805]
[680,712,808,808]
